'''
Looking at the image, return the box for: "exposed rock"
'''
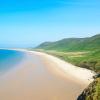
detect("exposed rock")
[77,77,100,100]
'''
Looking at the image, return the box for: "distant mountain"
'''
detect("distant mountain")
[36,34,100,51]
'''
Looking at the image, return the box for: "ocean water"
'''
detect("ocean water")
[0,49,25,72]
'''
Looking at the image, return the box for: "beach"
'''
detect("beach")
[0,50,95,100]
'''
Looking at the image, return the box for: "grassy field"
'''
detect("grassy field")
[35,49,100,72]
[35,34,100,72]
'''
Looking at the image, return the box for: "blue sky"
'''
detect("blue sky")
[0,0,100,48]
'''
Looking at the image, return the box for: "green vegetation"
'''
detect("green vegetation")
[35,49,100,72]
[34,34,100,100]
[78,78,100,100]
[35,34,100,72]
[36,34,100,52]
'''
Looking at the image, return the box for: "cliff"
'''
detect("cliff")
[77,75,100,100]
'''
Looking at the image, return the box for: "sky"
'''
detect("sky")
[0,0,100,48]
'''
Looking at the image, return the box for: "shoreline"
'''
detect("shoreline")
[0,49,95,100]
[29,50,95,84]
[0,49,95,83]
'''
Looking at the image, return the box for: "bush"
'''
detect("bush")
[79,61,98,71]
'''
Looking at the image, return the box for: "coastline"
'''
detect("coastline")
[0,49,95,100]
[26,50,95,84]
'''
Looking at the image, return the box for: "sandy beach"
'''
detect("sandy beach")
[0,50,95,100]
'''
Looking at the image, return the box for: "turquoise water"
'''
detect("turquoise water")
[0,49,25,72]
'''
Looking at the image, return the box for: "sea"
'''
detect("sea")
[0,49,25,72]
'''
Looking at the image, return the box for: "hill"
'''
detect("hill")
[36,34,100,51]
[35,34,100,100]
[35,34,100,72]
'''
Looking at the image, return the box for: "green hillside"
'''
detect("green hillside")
[35,34,100,72]
[36,34,100,51]
[35,34,100,99]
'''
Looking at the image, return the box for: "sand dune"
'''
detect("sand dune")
[0,50,95,100]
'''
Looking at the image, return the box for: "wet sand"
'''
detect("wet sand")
[0,50,95,100]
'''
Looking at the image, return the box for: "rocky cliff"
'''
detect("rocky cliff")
[77,76,100,100]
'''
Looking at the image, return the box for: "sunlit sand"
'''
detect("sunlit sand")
[0,50,95,100]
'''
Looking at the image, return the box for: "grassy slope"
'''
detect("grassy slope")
[36,34,100,52]
[35,34,100,72]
